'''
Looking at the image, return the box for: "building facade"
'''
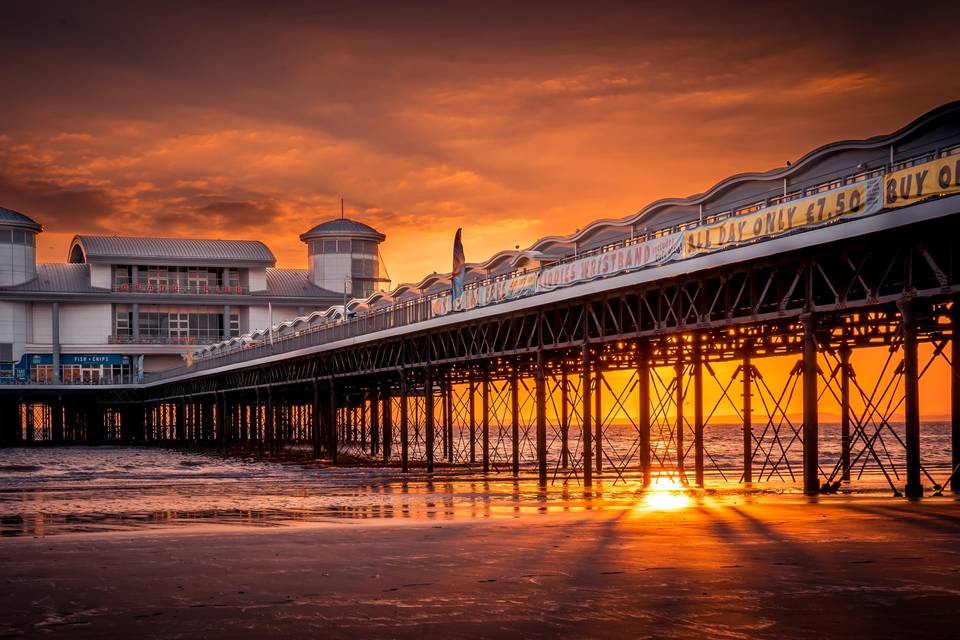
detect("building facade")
[0,210,387,384]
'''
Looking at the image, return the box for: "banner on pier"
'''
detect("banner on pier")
[536,233,683,291]
[884,155,960,209]
[432,271,539,317]
[682,176,882,258]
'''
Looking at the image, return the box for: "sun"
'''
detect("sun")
[637,476,692,512]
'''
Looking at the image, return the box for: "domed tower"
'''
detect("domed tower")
[0,206,41,286]
[300,218,388,299]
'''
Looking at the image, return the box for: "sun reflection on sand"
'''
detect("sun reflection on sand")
[637,476,693,511]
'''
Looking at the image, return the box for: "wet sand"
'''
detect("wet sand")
[2,493,960,639]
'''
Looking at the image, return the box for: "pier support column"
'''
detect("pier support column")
[445,376,454,463]
[899,300,923,498]
[694,338,704,487]
[371,387,380,457]
[482,368,490,473]
[468,376,476,464]
[675,348,685,475]
[399,372,409,472]
[560,370,569,470]
[952,300,960,493]
[52,396,63,443]
[312,381,322,458]
[802,314,820,495]
[536,350,548,488]
[637,342,650,486]
[327,382,338,464]
[840,345,852,482]
[581,343,593,488]
[265,388,274,455]
[511,365,520,477]
[425,365,435,473]
[360,396,367,452]
[743,349,753,484]
[594,359,603,475]
[382,381,392,463]
[176,397,186,443]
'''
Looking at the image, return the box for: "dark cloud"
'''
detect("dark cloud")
[192,201,283,229]
[0,0,957,281]
[0,166,117,231]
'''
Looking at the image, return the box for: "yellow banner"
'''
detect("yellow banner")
[683,178,882,258]
[884,155,960,208]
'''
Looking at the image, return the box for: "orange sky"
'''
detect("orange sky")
[1,2,959,413]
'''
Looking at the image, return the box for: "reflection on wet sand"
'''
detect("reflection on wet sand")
[0,446,955,537]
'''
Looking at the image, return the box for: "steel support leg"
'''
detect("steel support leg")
[312,381,322,458]
[637,342,650,486]
[594,362,603,475]
[482,371,490,474]
[743,351,753,484]
[560,370,569,470]
[582,343,593,488]
[952,301,960,493]
[382,382,392,462]
[327,382,338,464]
[445,378,454,463]
[840,344,852,482]
[899,300,923,498]
[468,377,476,464]
[371,388,380,457]
[694,340,704,487]
[400,373,409,473]
[425,365,435,473]
[536,350,548,488]
[675,353,684,474]
[802,315,819,495]
[511,366,520,477]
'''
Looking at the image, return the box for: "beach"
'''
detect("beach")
[1,448,959,638]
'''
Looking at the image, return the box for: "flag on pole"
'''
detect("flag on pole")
[451,227,465,308]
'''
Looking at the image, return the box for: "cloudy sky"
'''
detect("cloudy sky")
[1,1,958,285]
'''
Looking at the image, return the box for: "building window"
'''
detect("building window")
[337,239,352,253]
[114,266,131,288]
[115,310,132,336]
[169,313,190,340]
[351,257,378,279]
